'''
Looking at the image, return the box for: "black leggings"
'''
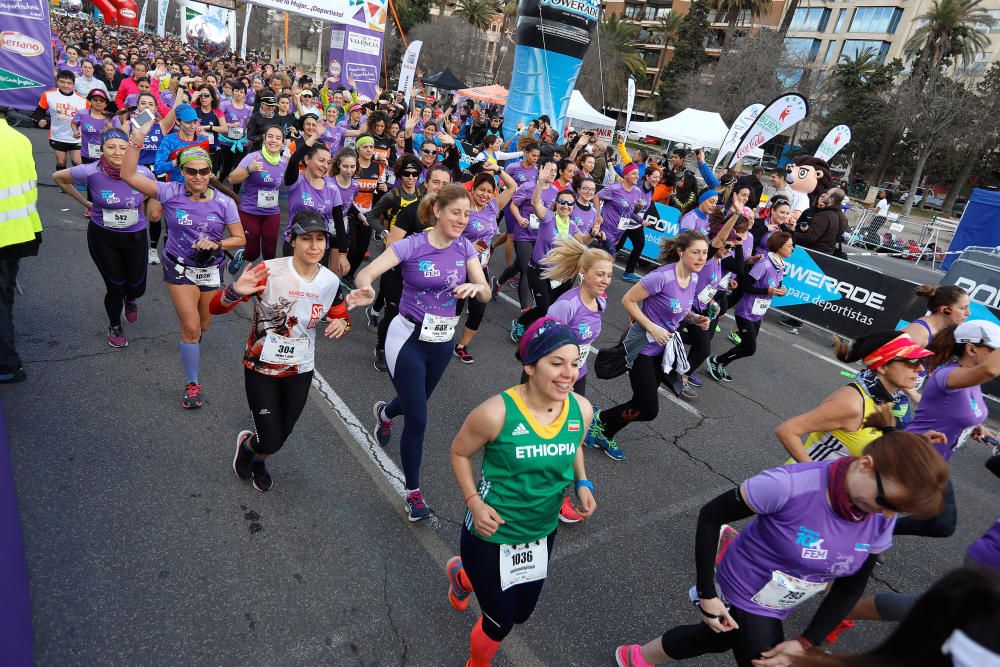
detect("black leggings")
[457,267,490,331]
[376,268,403,352]
[682,321,712,373]
[516,277,573,329]
[345,219,373,280]
[244,367,313,456]
[218,145,247,186]
[460,526,555,642]
[86,224,148,327]
[660,605,784,666]
[601,353,664,438]
[617,226,645,274]
[715,316,761,367]
[497,240,533,309]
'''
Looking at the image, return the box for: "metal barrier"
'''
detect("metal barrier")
[844,206,959,270]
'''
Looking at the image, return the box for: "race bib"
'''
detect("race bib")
[751,570,826,611]
[260,332,309,365]
[419,313,460,343]
[618,217,640,231]
[257,189,279,209]
[577,344,591,367]
[205,133,215,145]
[697,284,718,306]
[87,143,103,159]
[227,126,244,140]
[102,208,138,229]
[183,264,221,288]
[751,297,771,316]
[499,540,548,592]
[528,214,540,230]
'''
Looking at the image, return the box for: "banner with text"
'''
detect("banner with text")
[156,0,170,37]
[328,23,383,101]
[624,77,635,135]
[814,124,851,163]
[715,102,765,169]
[396,39,421,104]
[0,0,54,111]
[622,203,682,263]
[940,254,1000,400]
[246,0,386,31]
[728,93,807,168]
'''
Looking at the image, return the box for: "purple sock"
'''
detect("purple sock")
[179,341,200,384]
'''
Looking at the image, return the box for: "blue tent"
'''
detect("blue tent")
[942,187,1000,270]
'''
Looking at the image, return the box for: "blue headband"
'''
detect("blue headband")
[516,317,580,366]
[698,189,719,205]
[100,128,129,145]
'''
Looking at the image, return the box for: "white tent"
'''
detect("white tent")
[565,90,616,132]
[628,108,729,147]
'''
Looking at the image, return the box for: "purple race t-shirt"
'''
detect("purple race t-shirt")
[286,175,346,238]
[967,519,1000,572]
[156,182,239,261]
[598,181,644,243]
[510,181,558,242]
[638,264,698,356]
[679,207,709,234]
[570,202,598,233]
[236,151,287,216]
[505,161,538,186]
[220,100,253,135]
[691,256,731,314]
[733,254,784,322]
[70,162,153,232]
[716,461,895,620]
[531,211,585,264]
[391,233,478,322]
[547,286,604,378]
[905,364,988,460]
[464,198,499,247]
[75,111,120,160]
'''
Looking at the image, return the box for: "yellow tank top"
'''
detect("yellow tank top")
[797,383,883,462]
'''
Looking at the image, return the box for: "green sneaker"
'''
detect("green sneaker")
[728,330,742,345]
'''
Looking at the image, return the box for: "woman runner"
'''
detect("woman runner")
[444,317,596,666]
[227,125,288,262]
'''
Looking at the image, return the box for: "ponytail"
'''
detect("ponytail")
[914,284,967,312]
[541,237,613,284]
[926,325,962,372]
[417,183,469,226]
[657,230,708,265]
[833,330,900,364]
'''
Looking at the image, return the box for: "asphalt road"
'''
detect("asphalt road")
[5,127,999,666]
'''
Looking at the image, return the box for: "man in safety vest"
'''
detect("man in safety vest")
[0,107,44,383]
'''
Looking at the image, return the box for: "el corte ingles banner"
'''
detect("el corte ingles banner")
[0,0,55,111]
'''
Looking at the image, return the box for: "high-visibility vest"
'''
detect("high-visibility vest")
[0,120,43,249]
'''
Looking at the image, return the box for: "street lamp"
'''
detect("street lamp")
[309,20,324,82]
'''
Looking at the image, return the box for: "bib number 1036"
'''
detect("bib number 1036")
[498,540,548,591]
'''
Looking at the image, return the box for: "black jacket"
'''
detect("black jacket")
[795,207,845,255]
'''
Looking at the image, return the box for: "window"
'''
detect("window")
[789,7,831,32]
[834,9,848,33]
[623,4,642,20]
[778,68,804,87]
[637,48,661,67]
[976,9,1000,33]
[959,52,993,75]
[849,7,903,34]
[785,37,822,62]
[642,4,672,21]
[825,39,839,63]
[840,39,891,63]
[709,7,750,24]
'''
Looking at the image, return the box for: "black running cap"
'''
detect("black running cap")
[289,210,331,237]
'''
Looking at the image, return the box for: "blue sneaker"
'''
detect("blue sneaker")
[586,412,625,461]
[510,318,525,344]
[583,410,602,448]
[688,372,703,387]
[622,272,641,283]
[373,401,393,446]
[227,248,246,275]
[405,489,431,522]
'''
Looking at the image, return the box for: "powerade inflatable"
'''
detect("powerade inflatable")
[502,0,599,140]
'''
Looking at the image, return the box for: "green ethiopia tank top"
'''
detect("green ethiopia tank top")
[467,387,583,545]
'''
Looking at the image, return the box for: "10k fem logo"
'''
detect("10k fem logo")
[796,526,828,560]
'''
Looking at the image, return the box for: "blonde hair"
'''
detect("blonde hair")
[541,236,613,283]
[417,183,470,225]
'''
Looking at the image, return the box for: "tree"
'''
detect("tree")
[713,0,773,27]
[389,0,431,35]
[408,16,493,85]
[652,12,683,46]
[940,61,1000,212]
[904,0,991,80]
[453,0,499,31]
[656,0,711,116]
[572,13,646,113]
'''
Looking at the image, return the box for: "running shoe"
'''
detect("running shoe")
[825,619,855,644]
[182,382,205,409]
[779,316,801,334]
[446,556,473,611]
[489,275,501,301]
[728,330,742,345]
[373,400,393,446]
[227,248,246,275]
[583,410,602,448]
[558,496,584,523]
[233,430,254,481]
[107,325,127,348]
[715,325,722,333]
[405,489,431,521]
[615,644,653,667]
[453,345,474,364]
[509,275,520,291]
[124,299,138,323]
[373,348,388,373]
[621,272,641,283]
[147,247,161,265]
[0,367,26,384]
[251,458,273,492]
[706,357,732,383]
[366,306,381,331]
[688,372,703,387]
[510,319,525,344]
[588,416,624,461]
[680,378,698,400]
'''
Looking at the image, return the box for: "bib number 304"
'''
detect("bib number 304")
[499,540,548,591]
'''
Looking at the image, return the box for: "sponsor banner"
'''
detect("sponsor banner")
[139,0,148,30]
[814,124,851,163]
[396,39,421,104]
[328,24,382,101]
[715,102,765,169]
[156,0,170,37]
[624,77,635,135]
[940,257,1000,400]
[245,0,387,31]
[240,2,252,58]
[728,93,807,168]
[622,203,681,263]
[0,0,53,111]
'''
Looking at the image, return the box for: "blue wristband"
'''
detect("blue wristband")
[575,480,594,495]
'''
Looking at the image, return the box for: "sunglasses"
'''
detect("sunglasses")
[301,93,313,98]
[723,243,735,250]
[874,470,903,513]
[556,200,575,206]
[200,93,211,98]
[890,358,925,369]
[401,172,419,177]
[183,166,212,177]
[421,148,437,155]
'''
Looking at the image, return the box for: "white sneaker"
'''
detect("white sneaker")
[148,248,161,265]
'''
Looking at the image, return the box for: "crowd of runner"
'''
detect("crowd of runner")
[25,14,1000,666]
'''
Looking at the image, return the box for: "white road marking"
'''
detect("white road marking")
[792,344,856,373]
[659,387,704,418]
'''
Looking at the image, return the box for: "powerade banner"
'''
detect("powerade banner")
[0,0,54,111]
[940,254,1000,401]
[622,203,681,262]
[328,24,383,101]
[502,0,599,140]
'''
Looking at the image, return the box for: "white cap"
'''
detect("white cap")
[954,320,1000,349]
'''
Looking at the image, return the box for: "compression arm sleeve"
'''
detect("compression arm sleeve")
[801,554,878,646]
[695,487,755,599]
[331,204,349,253]
[284,142,309,187]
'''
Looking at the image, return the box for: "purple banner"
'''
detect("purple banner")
[327,24,383,102]
[0,402,34,666]
[0,0,55,111]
